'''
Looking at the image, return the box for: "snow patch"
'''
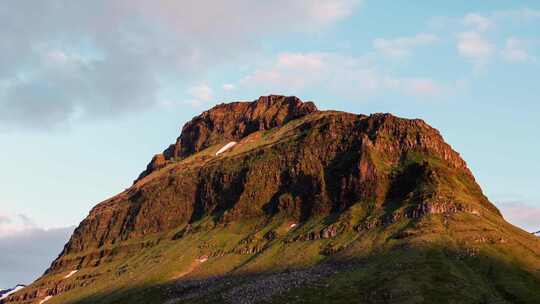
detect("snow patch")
[534,231,540,237]
[64,270,79,279]
[39,296,53,304]
[0,285,25,300]
[289,223,298,229]
[215,142,237,156]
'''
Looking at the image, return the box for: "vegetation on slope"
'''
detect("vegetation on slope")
[4,96,539,304]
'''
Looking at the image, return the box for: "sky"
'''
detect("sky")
[1,0,539,287]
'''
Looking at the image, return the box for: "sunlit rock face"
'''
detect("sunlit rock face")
[6,96,539,304]
[58,96,498,258]
[137,95,318,181]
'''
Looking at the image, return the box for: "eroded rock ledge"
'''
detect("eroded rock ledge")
[137,95,318,181]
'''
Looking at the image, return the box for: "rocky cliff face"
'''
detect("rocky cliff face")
[137,95,317,181]
[41,96,498,268]
[5,96,538,304]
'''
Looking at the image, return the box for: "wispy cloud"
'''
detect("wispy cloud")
[0,212,38,237]
[404,78,445,96]
[303,0,362,25]
[159,84,215,108]
[497,201,540,232]
[492,8,540,21]
[186,84,214,107]
[501,38,537,63]
[240,52,449,99]
[456,12,496,68]
[431,9,540,70]
[463,13,494,32]
[374,33,439,59]
[460,8,540,29]
[276,53,327,70]
[457,31,495,67]
[222,84,236,91]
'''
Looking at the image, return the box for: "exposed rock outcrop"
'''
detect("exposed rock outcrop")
[7,95,520,304]
[137,95,317,180]
[50,96,498,260]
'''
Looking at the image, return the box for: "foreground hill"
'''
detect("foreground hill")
[4,96,540,304]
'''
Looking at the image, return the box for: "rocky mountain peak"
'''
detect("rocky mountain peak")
[56,98,501,257]
[170,95,317,157]
[137,95,317,180]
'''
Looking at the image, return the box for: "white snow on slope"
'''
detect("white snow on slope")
[1,285,25,300]
[64,270,79,279]
[215,142,237,156]
[39,295,52,304]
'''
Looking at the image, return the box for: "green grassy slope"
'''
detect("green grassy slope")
[5,110,539,304]
[35,207,540,304]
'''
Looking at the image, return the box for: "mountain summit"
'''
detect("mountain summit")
[137,95,317,181]
[5,96,540,304]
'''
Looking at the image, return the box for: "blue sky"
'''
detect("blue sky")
[0,0,539,285]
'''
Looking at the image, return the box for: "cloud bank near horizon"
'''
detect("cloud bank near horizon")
[0,224,73,287]
[0,212,74,287]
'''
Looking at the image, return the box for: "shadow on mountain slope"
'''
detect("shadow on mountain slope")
[65,245,540,304]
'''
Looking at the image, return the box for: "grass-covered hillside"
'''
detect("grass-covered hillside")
[5,96,539,304]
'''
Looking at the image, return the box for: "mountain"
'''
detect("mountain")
[4,96,540,304]
[1,285,25,301]
[535,231,540,237]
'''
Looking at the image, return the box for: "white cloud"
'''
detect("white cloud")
[373,33,439,59]
[382,77,446,97]
[405,78,444,96]
[429,9,540,68]
[0,0,361,130]
[276,53,327,70]
[222,84,236,91]
[463,13,493,32]
[303,0,362,25]
[0,212,37,237]
[492,8,540,21]
[184,84,214,107]
[241,52,447,99]
[501,38,536,63]
[457,31,495,66]
[189,85,213,102]
[241,52,371,93]
[461,8,540,30]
